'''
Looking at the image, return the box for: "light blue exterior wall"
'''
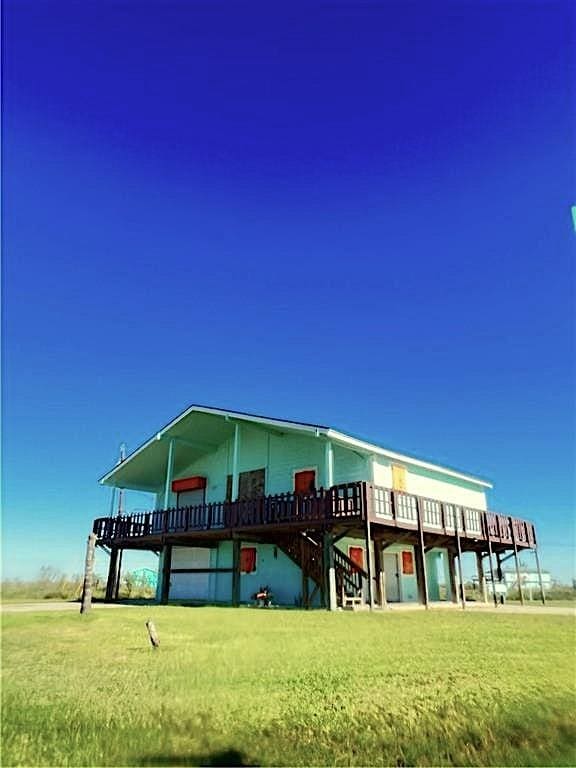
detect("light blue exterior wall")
[164,537,450,606]
[157,424,371,509]
[332,445,368,485]
[426,550,442,601]
[151,422,481,604]
[155,424,486,510]
[380,543,419,602]
[167,540,308,606]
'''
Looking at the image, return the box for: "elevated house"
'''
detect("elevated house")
[93,405,546,609]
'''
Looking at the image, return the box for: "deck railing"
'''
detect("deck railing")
[93,480,537,548]
[93,482,365,541]
[369,484,536,547]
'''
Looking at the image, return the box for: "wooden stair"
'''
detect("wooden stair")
[274,532,367,608]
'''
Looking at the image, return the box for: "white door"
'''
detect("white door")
[169,547,211,601]
[383,552,401,602]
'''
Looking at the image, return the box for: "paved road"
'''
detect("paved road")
[460,602,575,616]
[1,600,574,615]
[0,601,139,613]
[384,601,575,616]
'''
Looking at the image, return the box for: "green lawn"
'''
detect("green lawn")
[2,607,575,767]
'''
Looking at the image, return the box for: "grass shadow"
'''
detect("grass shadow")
[141,748,257,766]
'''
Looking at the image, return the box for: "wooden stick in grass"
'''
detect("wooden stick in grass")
[146,620,160,648]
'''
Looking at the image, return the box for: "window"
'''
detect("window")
[401,551,414,575]
[240,547,257,573]
[226,468,266,502]
[294,470,316,495]
[348,546,364,573]
[392,464,407,492]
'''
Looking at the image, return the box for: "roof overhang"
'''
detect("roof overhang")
[325,429,492,488]
[99,404,492,491]
[99,405,329,491]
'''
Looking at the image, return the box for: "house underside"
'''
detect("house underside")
[94,480,545,609]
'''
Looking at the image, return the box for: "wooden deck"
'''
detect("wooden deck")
[93,480,537,551]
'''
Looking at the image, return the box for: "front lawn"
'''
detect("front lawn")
[2,607,575,766]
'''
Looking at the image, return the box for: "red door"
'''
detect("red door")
[294,470,316,495]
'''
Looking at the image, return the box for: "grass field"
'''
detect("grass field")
[2,607,575,767]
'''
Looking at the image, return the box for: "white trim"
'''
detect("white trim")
[163,438,175,509]
[326,429,492,488]
[99,404,492,490]
[325,440,334,488]
[231,424,240,502]
[99,405,325,485]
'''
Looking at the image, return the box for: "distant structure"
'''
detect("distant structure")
[473,569,551,600]
[502,568,551,596]
[132,568,158,589]
[92,404,546,610]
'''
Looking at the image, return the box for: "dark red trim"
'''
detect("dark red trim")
[171,476,207,493]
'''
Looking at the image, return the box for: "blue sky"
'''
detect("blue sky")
[2,0,574,583]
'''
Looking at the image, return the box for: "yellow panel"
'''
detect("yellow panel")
[392,464,407,492]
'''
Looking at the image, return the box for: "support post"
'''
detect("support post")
[363,485,375,611]
[109,487,117,517]
[447,550,458,603]
[323,531,337,611]
[373,541,387,608]
[415,498,429,608]
[300,538,309,608]
[80,532,97,614]
[496,552,503,582]
[160,544,172,604]
[454,510,466,609]
[114,548,124,600]
[105,546,119,602]
[475,551,487,603]
[231,424,240,501]
[302,571,309,609]
[232,537,241,606]
[486,534,498,606]
[163,438,175,510]
[534,547,546,606]
[510,517,525,606]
